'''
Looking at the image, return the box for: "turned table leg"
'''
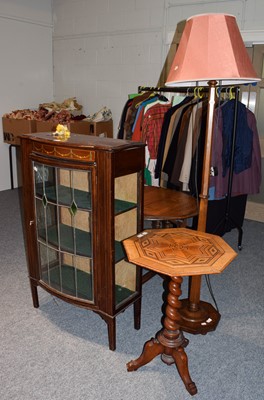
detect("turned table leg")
[127,276,197,396]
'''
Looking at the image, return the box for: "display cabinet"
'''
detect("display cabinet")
[20,132,145,350]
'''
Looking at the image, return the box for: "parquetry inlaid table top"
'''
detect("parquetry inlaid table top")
[123,228,237,277]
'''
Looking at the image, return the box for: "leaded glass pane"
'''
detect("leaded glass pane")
[34,162,94,303]
[69,200,78,216]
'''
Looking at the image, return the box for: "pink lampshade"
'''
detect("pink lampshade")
[166,13,260,87]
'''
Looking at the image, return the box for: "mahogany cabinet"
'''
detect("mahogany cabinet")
[20,132,145,350]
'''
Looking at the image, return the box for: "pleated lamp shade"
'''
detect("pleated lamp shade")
[165,13,260,87]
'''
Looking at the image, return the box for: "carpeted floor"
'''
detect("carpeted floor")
[0,188,263,400]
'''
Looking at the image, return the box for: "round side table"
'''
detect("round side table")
[144,185,198,228]
[143,186,198,284]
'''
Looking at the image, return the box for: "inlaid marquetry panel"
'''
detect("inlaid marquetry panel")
[32,142,95,161]
[123,228,237,277]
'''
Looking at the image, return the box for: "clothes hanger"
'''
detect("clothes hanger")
[228,86,235,100]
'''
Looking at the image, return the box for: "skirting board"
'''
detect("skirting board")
[245,200,264,223]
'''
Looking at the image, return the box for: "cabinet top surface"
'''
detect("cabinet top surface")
[21,132,145,152]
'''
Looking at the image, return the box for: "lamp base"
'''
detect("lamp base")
[179,299,221,335]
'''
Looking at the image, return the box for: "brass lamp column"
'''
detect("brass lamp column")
[165,13,260,334]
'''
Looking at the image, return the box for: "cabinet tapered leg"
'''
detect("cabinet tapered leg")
[133,297,141,330]
[30,280,39,308]
[107,318,116,351]
[127,276,197,396]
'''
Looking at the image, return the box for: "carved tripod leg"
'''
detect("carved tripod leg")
[172,347,197,396]
[161,276,197,395]
[127,338,164,371]
[127,275,197,395]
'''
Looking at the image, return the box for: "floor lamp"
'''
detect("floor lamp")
[165,13,260,334]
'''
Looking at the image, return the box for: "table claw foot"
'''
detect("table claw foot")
[172,347,197,395]
[126,359,139,372]
[127,337,164,372]
[187,382,198,396]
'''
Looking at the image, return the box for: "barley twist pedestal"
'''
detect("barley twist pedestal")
[123,228,237,396]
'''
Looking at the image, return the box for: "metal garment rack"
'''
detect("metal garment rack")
[138,85,208,95]
[138,84,243,249]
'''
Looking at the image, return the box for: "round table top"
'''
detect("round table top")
[144,186,198,221]
[123,228,237,277]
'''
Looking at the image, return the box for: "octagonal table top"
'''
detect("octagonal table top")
[123,228,237,277]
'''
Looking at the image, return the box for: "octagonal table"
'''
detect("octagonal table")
[123,228,237,396]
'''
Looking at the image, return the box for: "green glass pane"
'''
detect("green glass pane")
[43,185,92,210]
[69,200,78,216]
[41,264,93,301]
[38,224,92,257]
[38,223,124,261]
[42,194,47,208]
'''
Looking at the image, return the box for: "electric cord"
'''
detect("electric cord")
[205,274,219,312]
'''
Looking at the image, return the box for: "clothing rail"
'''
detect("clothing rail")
[138,84,243,248]
[138,85,208,94]
[138,85,239,96]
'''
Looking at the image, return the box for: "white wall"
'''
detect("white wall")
[0,0,53,191]
[52,0,264,138]
[52,0,166,135]
[1,0,264,191]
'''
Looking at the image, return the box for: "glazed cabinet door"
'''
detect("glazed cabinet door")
[33,162,95,303]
